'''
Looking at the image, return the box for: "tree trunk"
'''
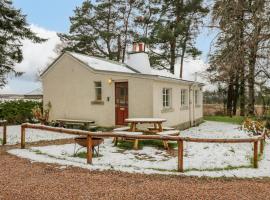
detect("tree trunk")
[170,40,176,74]
[239,66,245,116]
[227,79,234,117]
[247,51,256,116]
[233,72,239,115]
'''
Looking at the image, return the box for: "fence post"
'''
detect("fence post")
[253,141,258,168]
[87,135,93,164]
[2,122,7,145]
[178,140,184,172]
[21,125,26,149]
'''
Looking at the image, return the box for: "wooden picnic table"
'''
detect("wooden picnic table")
[56,119,96,129]
[125,118,167,132]
[124,118,167,149]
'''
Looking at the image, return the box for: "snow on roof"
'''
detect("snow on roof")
[69,52,137,74]
[66,52,201,84]
[150,68,179,79]
[25,88,43,96]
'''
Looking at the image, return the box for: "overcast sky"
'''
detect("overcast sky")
[0,0,215,94]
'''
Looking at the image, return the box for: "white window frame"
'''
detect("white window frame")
[94,81,102,101]
[181,89,188,107]
[162,88,172,108]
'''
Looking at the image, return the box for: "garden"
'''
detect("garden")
[1,111,269,178]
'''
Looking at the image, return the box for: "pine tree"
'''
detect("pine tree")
[59,0,141,62]
[209,0,270,117]
[139,0,208,76]
[0,0,45,87]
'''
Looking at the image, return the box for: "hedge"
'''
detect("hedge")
[0,100,42,125]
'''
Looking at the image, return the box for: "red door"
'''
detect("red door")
[115,82,128,125]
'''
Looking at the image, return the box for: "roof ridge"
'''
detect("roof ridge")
[66,51,141,74]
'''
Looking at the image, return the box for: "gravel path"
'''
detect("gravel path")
[1,146,270,200]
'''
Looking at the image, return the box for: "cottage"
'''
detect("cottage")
[41,43,203,128]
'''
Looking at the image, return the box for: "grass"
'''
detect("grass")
[204,115,246,124]
[0,138,2,145]
[185,164,253,172]
[117,139,177,150]
[73,151,102,158]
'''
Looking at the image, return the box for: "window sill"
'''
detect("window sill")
[180,106,189,111]
[91,100,104,105]
[161,107,174,113]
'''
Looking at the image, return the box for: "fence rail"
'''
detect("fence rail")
[19,123,266,172]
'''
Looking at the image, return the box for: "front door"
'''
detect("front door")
[115,82,128,125]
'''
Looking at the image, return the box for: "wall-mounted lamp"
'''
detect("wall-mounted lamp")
[108,78,113,85]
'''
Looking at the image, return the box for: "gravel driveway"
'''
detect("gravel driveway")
[1,146,270,200]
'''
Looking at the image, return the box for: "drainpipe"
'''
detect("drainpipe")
[189,83,196,127]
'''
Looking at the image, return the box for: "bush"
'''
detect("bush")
[0,100,42,124]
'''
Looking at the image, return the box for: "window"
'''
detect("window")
[94,81,102,101]
[162,88,172,108]
[181,89,188,107]
[195,90,200,105]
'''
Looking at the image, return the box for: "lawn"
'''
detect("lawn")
[9,121,268,178]
[204,115,246,124]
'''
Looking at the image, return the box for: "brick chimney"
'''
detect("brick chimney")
[132,42,145,52]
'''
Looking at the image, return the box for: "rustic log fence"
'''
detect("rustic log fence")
[20,123,267,172]
[1,120,7,145]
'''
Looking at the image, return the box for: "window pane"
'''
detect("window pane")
[94,81,102,100]
[95,82,101,88]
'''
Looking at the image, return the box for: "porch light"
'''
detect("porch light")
[108,78,113,85]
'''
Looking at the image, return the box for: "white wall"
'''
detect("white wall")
[42,54,154,126]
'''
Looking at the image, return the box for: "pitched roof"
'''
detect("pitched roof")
[69,52,139,74]
[41,51,203,85]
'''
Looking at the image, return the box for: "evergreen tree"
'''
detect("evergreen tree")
[0,0,45,87]
[139,0,208,76]
[59,0,141,62]
[209,0,270,116]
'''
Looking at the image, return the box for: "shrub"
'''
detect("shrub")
[0,100,42,124]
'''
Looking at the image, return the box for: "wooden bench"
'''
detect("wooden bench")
[156,130,180,149]
[113,131,143,149]
[113,126,130,131]
[156,130,180,136]
[56,119,96,130]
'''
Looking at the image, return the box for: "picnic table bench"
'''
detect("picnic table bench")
[56,119,96,130]
[113,118,178,149]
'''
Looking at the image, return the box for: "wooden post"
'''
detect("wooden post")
[86,135,93,164]
[21,125,26,149]
[253,141,258,168]
[2,123,7,145]
[178,140,184,172]
[157,122,163,132]
[260,139,264,155]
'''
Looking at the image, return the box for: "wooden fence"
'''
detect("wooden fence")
[19,123,267,172]
[0,120,7,145]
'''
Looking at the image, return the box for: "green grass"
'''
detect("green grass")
[185,164,253,172]
[204,115,246,124]
[73,151,102,158]
[0,138,2,145]
[117,140,177,150]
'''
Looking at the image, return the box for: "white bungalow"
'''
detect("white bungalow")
[41,43,203,128]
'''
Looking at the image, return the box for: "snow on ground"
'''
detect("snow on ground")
[7,121,270,178]
[0,125,75,145]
